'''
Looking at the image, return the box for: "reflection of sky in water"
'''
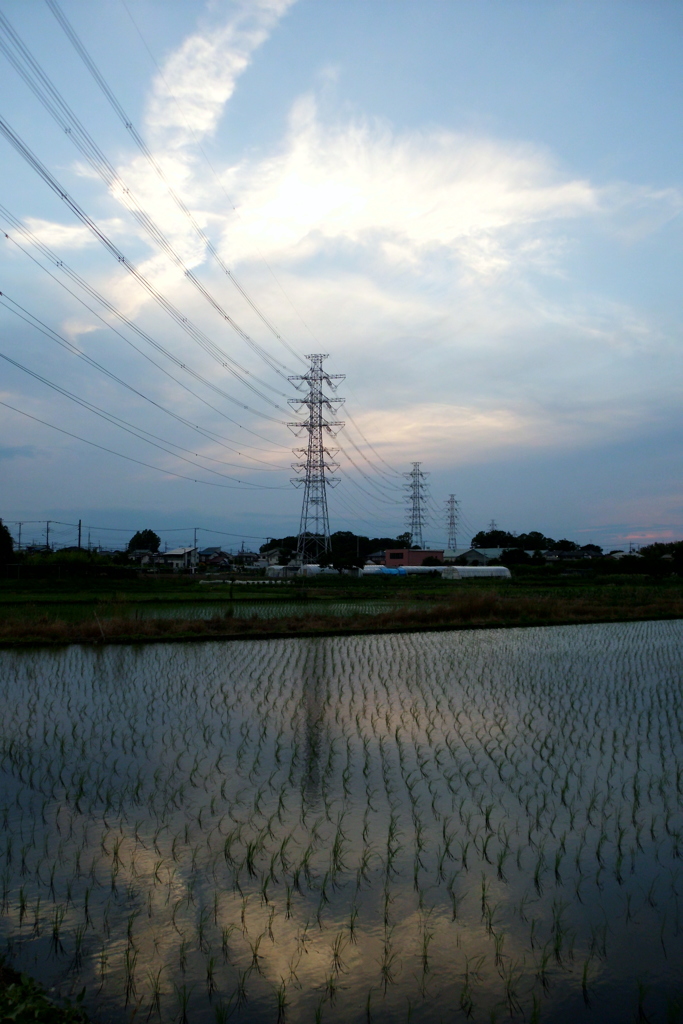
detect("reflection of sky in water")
[0,621,682,1022]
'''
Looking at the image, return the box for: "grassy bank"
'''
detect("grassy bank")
[1,585,682,645]
[0,962,89,1022]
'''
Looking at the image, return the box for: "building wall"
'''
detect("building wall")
[384,549,444,567]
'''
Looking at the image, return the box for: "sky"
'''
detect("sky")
[0,0,682,552]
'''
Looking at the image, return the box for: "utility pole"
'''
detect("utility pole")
[404,462,428,549]
[288,354,345,564]
[193,526,197,552]
[17,522,22,551]
[446,494,460,551]
[46,520,50,550]
[77,519,82,549]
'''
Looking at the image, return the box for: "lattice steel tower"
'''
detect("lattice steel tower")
[288,354,345,563]
[446,494,460,550]
[404,462,429,549]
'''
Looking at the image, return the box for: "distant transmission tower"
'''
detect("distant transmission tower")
[288,354,345,564]
[446,494,460,550]
[404,462,429,549]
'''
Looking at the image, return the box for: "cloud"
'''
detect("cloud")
[23,217,125,250]
[348,394,664,467]
[145,0,296,148]
[218,97,599,278]
[31,4,681,503]
[0,444,37,460]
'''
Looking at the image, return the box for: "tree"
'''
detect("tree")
[260,536,297,554]
[516,531,551,551]
[422,555,443,566]
[0,522,13,563]
[499,548,531,565]
[471,529,518,548]
[128,529,160,553]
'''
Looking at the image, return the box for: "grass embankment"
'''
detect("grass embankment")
[0,962,89,1022]
[1,586,682,645]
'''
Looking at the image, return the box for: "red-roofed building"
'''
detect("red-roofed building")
[384,549,444,567]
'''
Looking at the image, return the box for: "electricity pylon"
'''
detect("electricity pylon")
[404,462,428,549]
[288,354,345,564]
[446,494,460,550]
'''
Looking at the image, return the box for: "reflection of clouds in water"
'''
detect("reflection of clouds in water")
[0,625,681,1021]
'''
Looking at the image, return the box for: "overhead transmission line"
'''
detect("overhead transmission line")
[0,9,419,526]
[336,431,404,492]
[44,0,305,369]
[116,0,314,363]
[335,442,404,504]
[0,10,295,385]
[329,489,406,533]
[341,411,403,478]
[3,519,272,542]
[38,1,413,504]
[0,209,290,450]
[0,291,287,471]
[0,352,290,488]
[0,399,289,491]
[0,113,299,421]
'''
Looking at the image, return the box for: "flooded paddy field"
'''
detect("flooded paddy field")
[0,599,400,624]
[0,620,682,1023]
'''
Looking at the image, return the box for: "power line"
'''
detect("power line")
[0,290,287,471]
[0,211,291,450]
[0,399,289,491]
[0,10,296,386]
[0,351,289,487]
[342,409,403,478]
[336,442,404,504]
[117,0,314,363]
[0,112,298,421]
[3,519,272,541]
[337,428,404,492]
[45,0,304,370]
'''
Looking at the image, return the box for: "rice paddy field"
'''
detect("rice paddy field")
[0,620,682,1023]
[0,600,399,624]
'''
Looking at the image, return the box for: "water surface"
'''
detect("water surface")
[0,621,682,1022]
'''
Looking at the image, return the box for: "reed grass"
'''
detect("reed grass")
[1,587,683,645]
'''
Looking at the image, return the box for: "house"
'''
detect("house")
[233,549,260,567]
[155,547,198,570]
[198,547,222,559]
[446,547,508,565]
[259,547,292,566]
[198,547,232,568]
[384,549,444,567]
[127,548,155,565]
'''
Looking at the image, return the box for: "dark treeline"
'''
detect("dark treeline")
[262,531,413,569]
[470,529,590,552]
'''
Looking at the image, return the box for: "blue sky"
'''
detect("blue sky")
[0,0,681,551]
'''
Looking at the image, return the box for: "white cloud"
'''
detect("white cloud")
[218,97,599,277]
[348,396,658,467]
[146,0,296,148]
[42,6,682,484]
[23,217,124,249]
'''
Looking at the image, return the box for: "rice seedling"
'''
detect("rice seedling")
[0,621,680,1021]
